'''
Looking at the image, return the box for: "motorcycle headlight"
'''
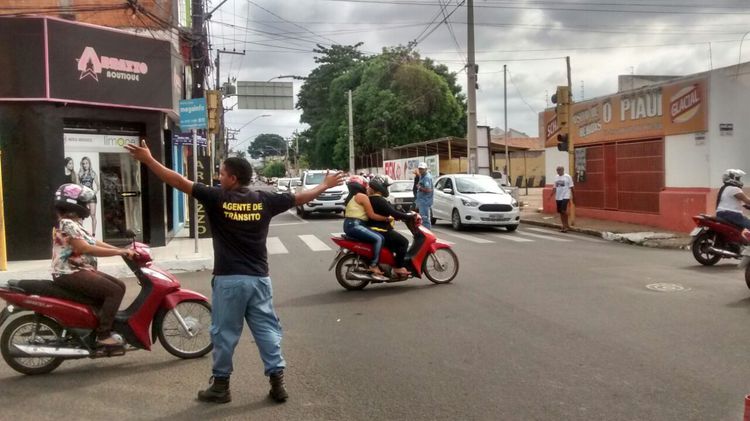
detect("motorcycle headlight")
[460,198,480,207]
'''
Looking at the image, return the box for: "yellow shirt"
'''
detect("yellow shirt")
[345,197,368,220]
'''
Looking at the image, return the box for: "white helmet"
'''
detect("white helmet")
[722,169,746,187]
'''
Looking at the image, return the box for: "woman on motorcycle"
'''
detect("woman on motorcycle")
[343,176,391,280]
[716,169,750,234]
[51,184,136,346]
[367,175,420,278]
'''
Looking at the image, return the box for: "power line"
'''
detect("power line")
[246,0,339,45]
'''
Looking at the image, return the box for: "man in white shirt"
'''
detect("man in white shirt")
[716,169,750,231]
[551,165,574,232]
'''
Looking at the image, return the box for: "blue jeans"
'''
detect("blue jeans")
[415,199,432,229]
[717,210,750,230]
[343,218,383,266]
[210,275,285,378]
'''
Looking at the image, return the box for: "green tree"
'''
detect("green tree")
[248,133,287,159]
[262,161,286,178]
[297,44,466,169]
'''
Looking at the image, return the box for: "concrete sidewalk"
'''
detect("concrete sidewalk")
[0,236,214,282]
[518,188,691,250]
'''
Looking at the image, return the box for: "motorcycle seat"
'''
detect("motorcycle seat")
[7,279,98,306]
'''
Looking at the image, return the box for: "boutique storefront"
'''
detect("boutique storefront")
[0,16,183,260]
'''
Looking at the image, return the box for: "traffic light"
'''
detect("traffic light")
[206,90,220,134]
[557,133,569,151]
[551,85,570,128]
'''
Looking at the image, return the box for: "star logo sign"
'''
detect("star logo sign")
[76,46,102,82]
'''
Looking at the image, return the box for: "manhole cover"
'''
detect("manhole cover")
[646,283,689,292]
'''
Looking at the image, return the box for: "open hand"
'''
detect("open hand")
[124,139,153,162]
[323,170,345,188]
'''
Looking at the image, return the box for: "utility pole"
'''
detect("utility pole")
[503,64,509,180]
[466,0,477,174]
[214,49,244,163]
[566,56,575,225]
[348,89,355,174]
[191,0,207,99]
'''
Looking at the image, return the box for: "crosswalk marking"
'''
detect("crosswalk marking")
[267,237,289,254]
[330,232,344,237]
[491,233,534,243]
[432,229,494,244]
[515,231,573,242]
[524,227,604,242]
[299,235,331,251]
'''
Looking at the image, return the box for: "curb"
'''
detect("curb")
[520,217,691,250]
[0,257,214,283]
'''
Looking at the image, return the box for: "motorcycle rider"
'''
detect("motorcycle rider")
[716,169,750,240]
[343,175,391,280]
[51,184,137,346]
[366,175,420,278]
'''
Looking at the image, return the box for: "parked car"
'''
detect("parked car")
[287,178,302,193]
[275,178,292,193]
[295,170,347,218]
[387,179,415,212]
[431,174,520,231]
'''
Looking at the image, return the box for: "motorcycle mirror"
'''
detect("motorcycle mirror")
[124,230,136,240]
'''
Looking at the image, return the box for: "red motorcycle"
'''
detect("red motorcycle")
[690,213,748,266]
[0,233,212,375]
[329,217,459,290]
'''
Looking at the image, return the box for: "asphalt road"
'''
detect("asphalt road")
[1,210,750,420]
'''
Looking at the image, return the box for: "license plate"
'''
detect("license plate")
[487,215,509,221]
[689,227,703,236]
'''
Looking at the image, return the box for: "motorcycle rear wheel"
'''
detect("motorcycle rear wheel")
[335,253,370,290]
[422,248,459,284]
[156,301,213,359]
[691,231,722,266]
[1,314,64,375]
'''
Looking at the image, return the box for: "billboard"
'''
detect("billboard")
[237,81,294,110]
[383,155,439,180]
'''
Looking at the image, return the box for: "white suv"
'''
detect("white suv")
[295,170,347,218]
[431,174,520,231]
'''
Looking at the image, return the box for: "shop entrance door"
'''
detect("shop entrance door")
[100,153,143,243]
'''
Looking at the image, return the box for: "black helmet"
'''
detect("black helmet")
[54,183,95,218]
[369,175,391,198]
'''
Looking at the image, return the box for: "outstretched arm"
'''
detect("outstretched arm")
[124,139,194,194]
[294,171,345,206]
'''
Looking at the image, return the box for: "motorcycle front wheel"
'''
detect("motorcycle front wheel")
[156,301,213,359]
[335,253,370,291]
[0,314,64,375]
[422,248,459,284]
[691,231,722,266]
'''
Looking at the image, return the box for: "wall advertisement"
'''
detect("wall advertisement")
[383,155,439,180]
[541,77,708,148]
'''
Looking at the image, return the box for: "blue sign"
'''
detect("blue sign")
[172,132,207,147]
[179,98,207,130]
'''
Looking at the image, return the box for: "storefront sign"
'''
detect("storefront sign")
[172,132,207,147]
[0,17,172,110]
[541,77,708,147]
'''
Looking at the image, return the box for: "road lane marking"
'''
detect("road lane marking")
[524,227,604,242]
[515,231,573,242]
[490,233,534,242]
[299,235,331,251]
[432,229,494,244]
[267,237,289,254]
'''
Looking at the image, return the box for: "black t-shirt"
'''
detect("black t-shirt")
[192,183,295,276]
[367,195,411,231]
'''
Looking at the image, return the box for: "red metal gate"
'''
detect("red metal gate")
[575,139,664,214]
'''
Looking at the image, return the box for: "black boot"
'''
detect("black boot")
[269,371,289,403]
[197,376,231,403]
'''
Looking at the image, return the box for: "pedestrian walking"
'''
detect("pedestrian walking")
[125,139,344,404]
[551,165,574,232]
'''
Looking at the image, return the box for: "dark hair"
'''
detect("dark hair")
[222,157,253,185]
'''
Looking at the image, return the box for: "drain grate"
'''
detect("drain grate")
[646,283,689,292]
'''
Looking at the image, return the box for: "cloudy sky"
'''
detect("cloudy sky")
[210,0,750,151]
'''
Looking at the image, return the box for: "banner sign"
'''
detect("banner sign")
[0,17,173,110]
[541,77,708,147]
[383,155,439,180]
[172,132,207,147]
